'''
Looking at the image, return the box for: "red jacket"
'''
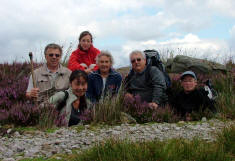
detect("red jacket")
[68,45,100,71]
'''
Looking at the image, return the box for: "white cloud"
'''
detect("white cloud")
[0,0,234,65]
[208,0,235,17]
[228,25,235,59]
[115,33,229,66]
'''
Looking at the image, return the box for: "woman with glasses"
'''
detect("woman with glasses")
[68,31,100,74]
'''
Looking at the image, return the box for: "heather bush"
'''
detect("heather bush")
[0,101,66,128]
[124,94,179,123]
[0,62,66,128]
[0,59,234,127]
[212,64,235,119]
[82,89,125,125]
[38,102,67,129]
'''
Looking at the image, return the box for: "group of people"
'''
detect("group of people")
[26,31,216,126]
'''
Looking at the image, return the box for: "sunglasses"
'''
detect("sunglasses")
[48,53,61,58]
[131,58,142,63]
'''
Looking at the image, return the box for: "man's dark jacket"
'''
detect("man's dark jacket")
[170,88,216,116]
[124,65,168,105]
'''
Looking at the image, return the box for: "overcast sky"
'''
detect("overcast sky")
[1,0,235,67]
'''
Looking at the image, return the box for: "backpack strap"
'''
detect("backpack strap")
[57,90,69,111]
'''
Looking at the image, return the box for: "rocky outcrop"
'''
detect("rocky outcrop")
[166,55,227,74]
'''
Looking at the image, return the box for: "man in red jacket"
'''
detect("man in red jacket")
[68,31,100,74]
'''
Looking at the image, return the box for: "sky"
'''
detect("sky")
[0,0,235,67]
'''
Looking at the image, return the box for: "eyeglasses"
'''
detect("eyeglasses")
[48,53,61,58]
[131,58,142,63]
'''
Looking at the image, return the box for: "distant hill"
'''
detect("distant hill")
[116,66,131,76]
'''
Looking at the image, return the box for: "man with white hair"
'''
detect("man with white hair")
[124,50,168,109]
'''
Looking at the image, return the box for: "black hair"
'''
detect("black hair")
[69,70,88,111]
[69,70,88,83]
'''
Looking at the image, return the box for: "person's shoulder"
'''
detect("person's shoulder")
[90,45,100,53]
[171,90,184,102]
[195,88,210,98]
[71,48,85,56]
[147,66,164,77]
[34,64,45,74]
[148,66,161,72]
[108,70,122,81]
[111,69,122,76]
[49,90,66,103]
[60,65,72,74]
[72,48,79,54]
[88,71,101,79]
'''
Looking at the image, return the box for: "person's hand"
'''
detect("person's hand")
[125,93,134,99]
[185,113,192,121]
[85,68,92,74]
[29,88,39,98]
[149,102,158,110]
[73,99,80,110]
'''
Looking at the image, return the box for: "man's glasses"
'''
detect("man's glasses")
[131,58,142,63]
[48,53,61,58]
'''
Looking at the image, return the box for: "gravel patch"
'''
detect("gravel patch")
[0,119,234,160]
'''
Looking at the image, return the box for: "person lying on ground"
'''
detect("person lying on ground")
[170,71,216,121]
[49,70,91,127]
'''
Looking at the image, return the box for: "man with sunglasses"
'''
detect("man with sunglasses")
[26,43,71,102]
[124,50,168,109]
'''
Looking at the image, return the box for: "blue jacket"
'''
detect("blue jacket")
[87,69,122,103]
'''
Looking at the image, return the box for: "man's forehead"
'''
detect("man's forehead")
[182,75,195,80]
[131,53,144,58]
[46,48,61,53]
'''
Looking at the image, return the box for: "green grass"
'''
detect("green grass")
[13,126,58,133]
[72,139,232,161]
[20,125,235,161]
[14,127,38,131]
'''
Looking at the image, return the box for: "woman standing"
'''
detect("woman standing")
[68,31,100,74]
[49,70,90,126]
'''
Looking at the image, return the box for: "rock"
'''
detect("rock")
[0,119,234,160]
[120,112,137,124]
[112,131,120,135]
[166,55,227,74]
[12,144,25,153]
[7,129,12,134]
[2,158,15,161]
[14,131,20,137]
[175,127,181,130]
[4,150,14,158]
[201,117,207,122]
[24,147,40,157]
